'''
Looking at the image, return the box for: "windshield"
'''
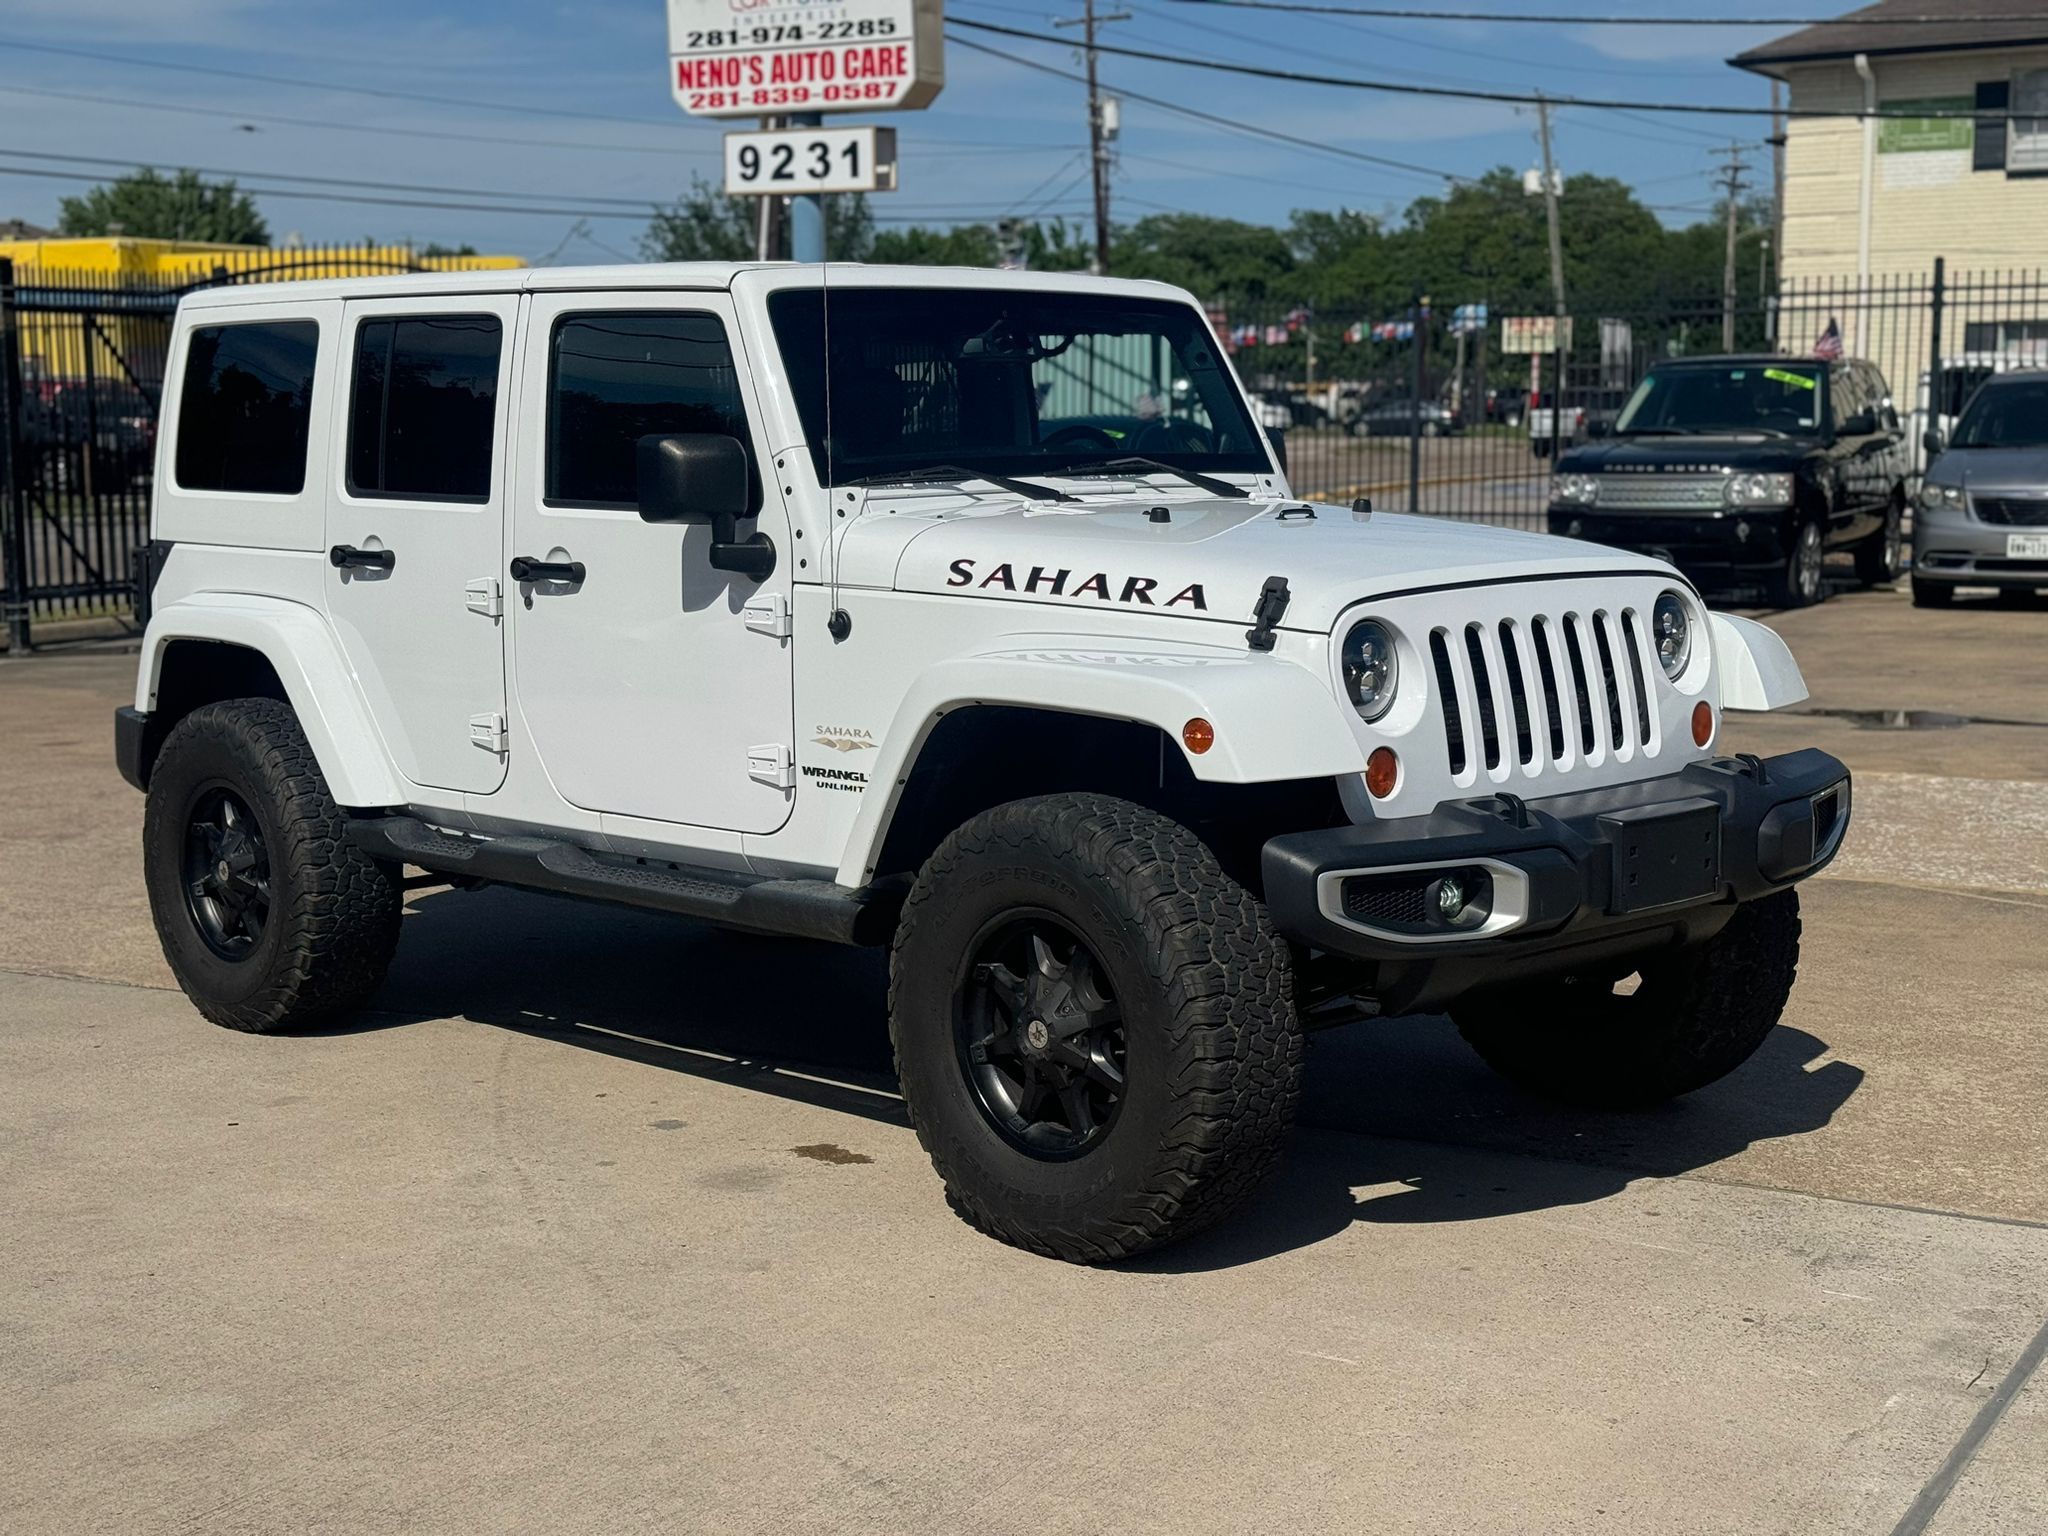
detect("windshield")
[1614,364,1824,436]
[767,288,1269,486]
[1951,377,2048,448]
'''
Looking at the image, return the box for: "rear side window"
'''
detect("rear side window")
[546,312,758,508]
[347,315,503,502]
[174,320,319,494]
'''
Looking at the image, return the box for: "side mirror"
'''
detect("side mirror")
[1923,427,1946,458]
[635,433,775,581]
[1839,411,1877,437]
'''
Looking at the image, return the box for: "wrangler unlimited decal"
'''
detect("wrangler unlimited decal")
[946,558,1208,611]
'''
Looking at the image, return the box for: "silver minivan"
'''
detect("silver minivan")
[1914,370,2048,607]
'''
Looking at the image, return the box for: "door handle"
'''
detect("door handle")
[510,555,586,585]
[329,543,395,571]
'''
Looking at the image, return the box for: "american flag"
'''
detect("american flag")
[1813,318,1844,360]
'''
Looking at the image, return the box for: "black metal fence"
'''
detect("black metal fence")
[0,246,509,649]
[1223,261,2048,527]
[4,253,2045,646]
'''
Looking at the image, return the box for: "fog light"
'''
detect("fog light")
[1567,518,1584,538]
[1365,746,1399,798]
[1182,717,1215,755]
[1436,876,1468,921]
[1692,700,1714,746]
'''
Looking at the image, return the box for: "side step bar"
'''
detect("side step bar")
[347,815,896,946]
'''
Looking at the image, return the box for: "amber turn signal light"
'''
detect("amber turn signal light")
[1182,717,1215,755]
[1365,745,1399,798]
[1692,700,1714,747]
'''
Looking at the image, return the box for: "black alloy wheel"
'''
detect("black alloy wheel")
[181,786,272,960]
[957,913,1126,1159]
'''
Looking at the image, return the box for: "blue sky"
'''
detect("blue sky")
[0,0,1802,262]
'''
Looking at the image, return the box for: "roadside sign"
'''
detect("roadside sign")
[724,125,897,195]
[1502,314,1574,354]
[667,0,945,119]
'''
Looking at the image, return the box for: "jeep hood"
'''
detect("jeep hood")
[866,495,1675,633]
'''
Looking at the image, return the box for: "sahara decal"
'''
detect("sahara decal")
[945,558,1207,611]
[811,725,878,754]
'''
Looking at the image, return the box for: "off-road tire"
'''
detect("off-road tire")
[1854,494,1905,586]
[1911,574,1955,608]
[1451,889,1801,1108]
[144,699,402,1033]
[889,793,1302,1263]
[1770,518,1828,608]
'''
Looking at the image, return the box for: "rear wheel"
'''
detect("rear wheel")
[1452,890,1801,1108]
[889,793,1302,1263]
[144,699,401,1033]
[1854,494,1905,586]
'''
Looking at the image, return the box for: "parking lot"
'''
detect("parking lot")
[2,583,2044,1534]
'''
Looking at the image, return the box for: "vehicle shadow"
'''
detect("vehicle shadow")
[377,883,1863,1269]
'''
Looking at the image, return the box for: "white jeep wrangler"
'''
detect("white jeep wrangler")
[117,264,1851,1262]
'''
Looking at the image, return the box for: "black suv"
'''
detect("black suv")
[1547,355,1908,606]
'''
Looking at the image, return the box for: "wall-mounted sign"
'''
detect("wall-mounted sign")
[724,124,897,195]
[668,0,945,119]
[1878,97,1974,155]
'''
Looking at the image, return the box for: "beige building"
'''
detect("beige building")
[1735,1,2048,394]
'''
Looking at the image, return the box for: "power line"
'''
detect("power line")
[0,148,668,209]
[946,16,2010,117]
[1159,0,2048,24]
[948,33,1466,182]
[0,162,660,220]
[0,37,688,128]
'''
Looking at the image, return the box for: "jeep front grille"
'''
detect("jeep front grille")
[1430,609,1660,777]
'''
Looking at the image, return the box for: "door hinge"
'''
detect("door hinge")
[747,742,795,790]
[465,577,503,619]
[742,591,791,639]
[469,712,508,754]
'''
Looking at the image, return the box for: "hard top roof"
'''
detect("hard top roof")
[177,261,1190,310]
[1732,0,2048,73]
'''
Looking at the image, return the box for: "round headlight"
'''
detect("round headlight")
[1919,482,1961,509]
[1341,619,1399,722]
[1652,591,1691,680]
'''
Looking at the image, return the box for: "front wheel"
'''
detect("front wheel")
[144,699,402,1032]
[889,794,1302,1263]
[1770,518,1828,608]
[1453,890,1801,1108]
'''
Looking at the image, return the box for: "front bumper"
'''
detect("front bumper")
[115,706,150,792]
[1548,508,1793,571]
[1263,748,1850,1013]
[1913,508,2048,587]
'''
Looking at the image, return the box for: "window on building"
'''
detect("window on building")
[2012,68,2048,173]
[546,312,758,508]
[174,320,319,495]
[347,315,503,502]
[1974,80,2011,171]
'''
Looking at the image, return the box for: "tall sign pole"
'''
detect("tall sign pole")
[1535,94,1567,461]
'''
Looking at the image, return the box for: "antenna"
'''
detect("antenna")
[822,252,852,641]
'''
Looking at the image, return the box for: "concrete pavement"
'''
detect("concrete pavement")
[2,585,2045,1533]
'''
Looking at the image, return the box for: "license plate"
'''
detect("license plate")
[2008,533,2048,559]
[1599,799,1722,914]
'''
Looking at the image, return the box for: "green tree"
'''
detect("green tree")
[1110,213,1296,303]
[641,176,873,262]
[58,169,268,245]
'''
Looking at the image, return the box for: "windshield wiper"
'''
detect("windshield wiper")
[840,463,1075,503]
[1617,427,1701,436]
[1052,455,1250,499]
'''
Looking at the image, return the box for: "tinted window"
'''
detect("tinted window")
[175,320,319,494]
[348,315,502,501]
[1614,363,1822,436]
[547,313,756,507]
[1952,377,2048,448]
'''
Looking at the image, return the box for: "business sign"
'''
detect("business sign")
[1878,97,1974,155]
[724,124,897,194]
[1501,314,1574,354]
[667,0,945,119]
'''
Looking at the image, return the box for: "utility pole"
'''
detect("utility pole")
[1535,94,1567,461]
[1055,0,1128,275]
[1713,143,1750,352]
